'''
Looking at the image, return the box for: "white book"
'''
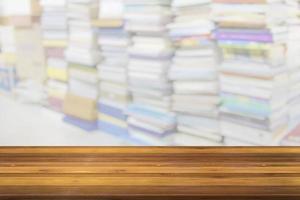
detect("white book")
[47,80,68,91]
[69,78,98,99]
[124,0,171,6]
[40,0,66,7]
[129,58,170,70]
[69,68,98,84]
[220,73,289,90]
[65,48,101,66]
[172,0,211,7]
[47,58,68,69]
[173,56,216,67]
[177,114,220,133]
[128,117,171,134]
[221,61,287,78]
[99,0,123,19]
[129,129,170,146]
[125,22,167,33]
[99,72,127,84]
[173,94,220,105]
[212,3,288,15]
[173,103,219,116]
[128,45,174,58]
[98,37,129,47]
[99,82,128,96]
[124,13,172,24]
[173,81,219,94]
[43,31,68,40]
[67,2,98,20]
[133,96,171,110]
[168,19,214,30]
[221,83,288,100]
[130,87,171,98]
[221,121,288,146]
[175,49,214,57]
[177,125,222,142]
[129,71,168,82]
[169,67,217,81]
[129,65,168,75]
[68,0,98,3]
[132,36,172,45]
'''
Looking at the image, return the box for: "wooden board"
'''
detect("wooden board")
[0,147,300,199]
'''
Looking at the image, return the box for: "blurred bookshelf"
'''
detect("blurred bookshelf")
[0,0,300,146]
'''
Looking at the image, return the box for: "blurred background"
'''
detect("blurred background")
[0,0,299,146]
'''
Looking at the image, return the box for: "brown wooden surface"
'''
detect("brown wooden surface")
[0,147,300,200]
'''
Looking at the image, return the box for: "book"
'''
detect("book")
[213,0,289,145]
[40,0,68,112]
[168,0,221,145]
[63,0,100,127]
[286,0,300,138]
[63,115,98,131]
[96,0,129,137]
[124,0,175,144]
[63,93,97,121]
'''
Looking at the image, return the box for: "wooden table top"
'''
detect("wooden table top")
[0,147,300,200]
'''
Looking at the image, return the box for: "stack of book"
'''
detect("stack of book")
[0,0,44,99]
[63,0,101,131]
[286,0,300,131]
[281,0,300,145]
[14,25,47,105]
[0,0,38,27]
[40,0,68,112]
[2,0,47,104]
[124,0,176,145]
[0,3,17,94]
[0,26,17,93]
[213,0,289,145]
[168,0,222,146]
[96,0,130,138]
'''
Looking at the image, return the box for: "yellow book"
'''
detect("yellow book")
[63,93,98,121]
[99,91,129,104]
[43,40,67,48]
[98,113,127,128]
[69,63,97,73]
[47,67,68,82]
[92,19,123,28]
[0,53,17,64]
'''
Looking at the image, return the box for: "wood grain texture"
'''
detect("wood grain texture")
[0,147,300,200]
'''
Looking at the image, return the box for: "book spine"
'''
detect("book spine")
[215,31,273,42]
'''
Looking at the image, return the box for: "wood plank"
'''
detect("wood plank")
[0,147,300,199]
[1,166,300,174]
[1,147,300,154]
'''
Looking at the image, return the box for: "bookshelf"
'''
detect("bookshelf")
[1,0,300,146]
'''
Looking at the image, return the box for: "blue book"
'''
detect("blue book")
[97,120,150,145]
[128,124,173,137]
[96,28,126,35]
[98,102,127,121]
[127,104,176,124]
[98,120,128,136]
[63,116,98,132]
[0,66,17,91]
